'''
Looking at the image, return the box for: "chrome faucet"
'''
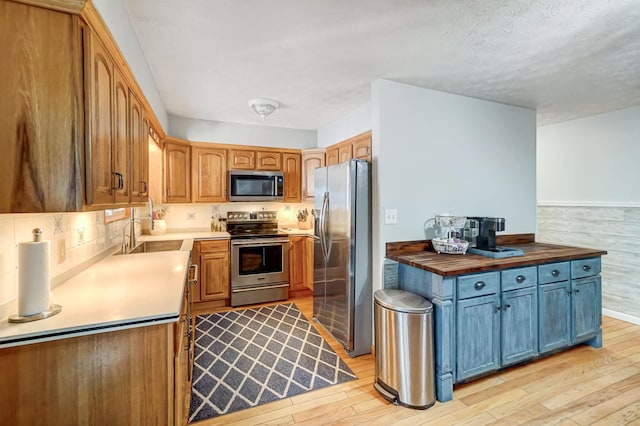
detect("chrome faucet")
[121,207,140,254]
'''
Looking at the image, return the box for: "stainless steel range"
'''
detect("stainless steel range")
[227,211,289,307]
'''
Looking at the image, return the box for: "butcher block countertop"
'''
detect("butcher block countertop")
[386,234,607,277]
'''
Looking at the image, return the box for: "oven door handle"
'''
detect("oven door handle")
[231,238,290,246]
[232,283,290,292]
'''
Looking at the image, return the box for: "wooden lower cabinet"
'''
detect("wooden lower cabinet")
[0,321,191,426]
[289,235,314,295]
[193,240,230,308]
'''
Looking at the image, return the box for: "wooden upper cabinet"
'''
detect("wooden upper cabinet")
[337,141,352,163]
[283,152,301,203]
[352,131,372,162]
[164,139,191,203]
[301,149,325,201]
[326,146,339,166]
[228,148,283,171]
[129,91,148,203]
[112,67,130,205]
[192,146,227,203]
[257,151,282,171]
[324,131,372,167]
[86,30,116,207]
[228,149,255,170]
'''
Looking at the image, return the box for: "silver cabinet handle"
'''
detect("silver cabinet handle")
[516,275,526,283]
[551,270,560,277]
[474,281,486,290]
[583,265,592,271]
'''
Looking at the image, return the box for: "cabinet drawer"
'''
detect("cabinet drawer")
[457,272,500,299]
[538,262,570,284]
[198,239,229,253]
[572,258,601,279]
[501,266,537,291]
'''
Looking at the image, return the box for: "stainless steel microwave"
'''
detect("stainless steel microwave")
[228,170,284,202]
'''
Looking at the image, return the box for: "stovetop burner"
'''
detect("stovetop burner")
[227,211,282,238]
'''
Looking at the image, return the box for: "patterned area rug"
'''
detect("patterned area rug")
[189,303,357,422]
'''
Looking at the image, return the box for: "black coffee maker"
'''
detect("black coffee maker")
[468,217,505,250]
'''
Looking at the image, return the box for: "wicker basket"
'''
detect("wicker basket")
[432,238,469,255]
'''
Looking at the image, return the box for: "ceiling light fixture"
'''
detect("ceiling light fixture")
[248,98,279,120]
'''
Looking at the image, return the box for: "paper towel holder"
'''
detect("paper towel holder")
[8,228,62,323]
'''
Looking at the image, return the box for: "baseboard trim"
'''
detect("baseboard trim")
[603,308,640,326]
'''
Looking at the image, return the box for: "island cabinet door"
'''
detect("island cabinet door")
[501,287,538,366]
[456,294,500,381]
[538,281,572,353]
[572,276,601,343]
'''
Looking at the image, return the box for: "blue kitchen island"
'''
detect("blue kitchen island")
[385,234,606,402]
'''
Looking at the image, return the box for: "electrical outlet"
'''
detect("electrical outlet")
[384,209,398,224]
[57,239,66,264]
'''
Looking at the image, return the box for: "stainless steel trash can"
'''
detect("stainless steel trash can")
[374,289,435,409]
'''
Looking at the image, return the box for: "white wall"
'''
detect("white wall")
[537,106,640,323]
[169,115,317,149]
[372,79,537,291]
[93,0,169,130]
[537,106,640,206]
[316,102,372,148]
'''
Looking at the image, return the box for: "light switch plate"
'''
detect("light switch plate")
[384,209,398,224]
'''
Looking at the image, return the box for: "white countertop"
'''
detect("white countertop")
[0,248,191,348]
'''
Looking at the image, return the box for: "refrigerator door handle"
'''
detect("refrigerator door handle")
[319,192,328,261]
[321,192,331,260]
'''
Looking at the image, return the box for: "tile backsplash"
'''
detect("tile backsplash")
[155,202,314,231]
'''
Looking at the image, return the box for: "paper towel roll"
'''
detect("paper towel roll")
[18,239,51,316]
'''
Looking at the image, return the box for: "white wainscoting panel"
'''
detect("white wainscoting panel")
[537,206,640,322]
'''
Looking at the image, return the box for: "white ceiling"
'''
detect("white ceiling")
[122,0,640,130]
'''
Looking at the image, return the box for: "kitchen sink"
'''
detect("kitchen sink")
[114,239,184,255]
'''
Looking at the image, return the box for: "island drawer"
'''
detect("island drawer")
[538,262,570,284]
[501,266,537,291]
[572,257,601,279]
[457,271,500,299]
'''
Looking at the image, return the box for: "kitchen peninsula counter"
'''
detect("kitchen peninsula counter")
[386,234,607,276]
[0,246,192,349]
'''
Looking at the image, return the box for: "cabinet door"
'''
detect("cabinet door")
[1,2,83,212]
[305,236,314,290]
[283,153,301,202]
[501,287,538,366]
[456,294,500,381]
[141,113,149,199]
[326,147,339,166]
[164,141,191,203]
[289,236,306,291]
[301,149,325,201]
[352,133,372,162]
[257,151,281,171]
[200,251,230,301]
[228,149,255,170]
[129,91,147,203]
[572,276,601,343]
[87,32,116,206]
[113,67,130,204]
[192,147,227,202]
[338,142,352,163]
[538,281,571,353]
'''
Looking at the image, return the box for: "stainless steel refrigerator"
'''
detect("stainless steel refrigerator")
[313,159,372,357]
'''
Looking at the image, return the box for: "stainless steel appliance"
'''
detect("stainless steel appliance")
[313,159,372,357]
[227,211,289,306]
[228,170,284,202]
[374,289,435,409]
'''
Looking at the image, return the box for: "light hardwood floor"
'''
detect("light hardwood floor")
[192,295,640,425]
